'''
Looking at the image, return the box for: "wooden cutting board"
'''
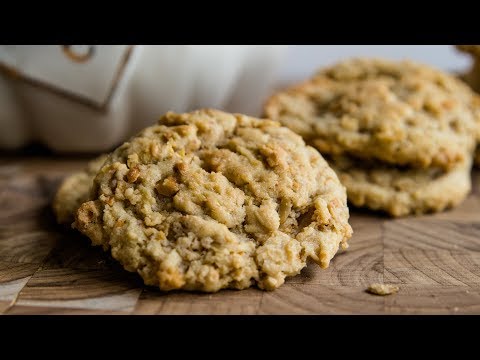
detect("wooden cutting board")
[1,154,479,315]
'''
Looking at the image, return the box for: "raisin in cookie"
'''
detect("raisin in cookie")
[74,109,353,292]
[265,58,480,170]
[327,155,472,217]
[53,155,108,225]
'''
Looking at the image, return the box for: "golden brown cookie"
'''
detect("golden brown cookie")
[327,155,472,217]
[53,155,108,225]
[73,109,352,292]
[265,58,480,171]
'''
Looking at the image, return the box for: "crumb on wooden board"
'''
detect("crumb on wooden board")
[366,283,400,296]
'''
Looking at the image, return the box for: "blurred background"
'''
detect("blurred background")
[281,45,469,84]
[0,45,472,154]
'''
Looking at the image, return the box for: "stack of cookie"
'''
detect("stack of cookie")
[265,58,480,217]
[54,109,353,292]
[456,45,480,166]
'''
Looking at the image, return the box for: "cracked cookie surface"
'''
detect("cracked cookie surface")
[327,155,472,217]
[74,109,352,292]
[265,58,480,170]
[53,155,108,225]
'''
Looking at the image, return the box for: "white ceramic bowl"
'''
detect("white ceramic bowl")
[0,45,288,152]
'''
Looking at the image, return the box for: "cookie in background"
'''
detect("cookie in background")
[265,58,480,216]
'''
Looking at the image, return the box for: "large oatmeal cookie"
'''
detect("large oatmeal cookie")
[265,58,480,170]
[74,109,352,292]
[328,155,472,217]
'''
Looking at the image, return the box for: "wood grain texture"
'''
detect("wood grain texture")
[0,262,39,302]
[133,288,263,315]
[5,305,129,315]
[0,154,479,315]
[258,284,386,314]
[384,286,480,314]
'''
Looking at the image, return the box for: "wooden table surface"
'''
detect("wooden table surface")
[1,154,479,315]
